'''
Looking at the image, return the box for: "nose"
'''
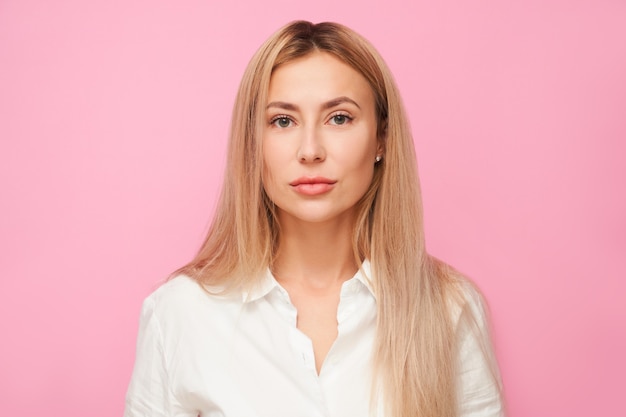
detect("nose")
[296,126,326,163]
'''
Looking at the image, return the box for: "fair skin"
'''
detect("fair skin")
[262,51,381,374]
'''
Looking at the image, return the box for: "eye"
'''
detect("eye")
[270,116,294,128]
[328,113,352,126]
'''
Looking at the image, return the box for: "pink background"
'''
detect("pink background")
[1,0,624,415]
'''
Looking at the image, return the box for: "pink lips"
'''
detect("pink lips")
[289,177,337,196]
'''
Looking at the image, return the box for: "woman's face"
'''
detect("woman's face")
[262,51,380,226]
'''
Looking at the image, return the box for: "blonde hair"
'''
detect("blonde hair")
[177,21,496,417]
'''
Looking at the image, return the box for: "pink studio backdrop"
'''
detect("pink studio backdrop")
[1,0,624,415]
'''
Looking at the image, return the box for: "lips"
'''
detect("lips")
[289,177,337,196]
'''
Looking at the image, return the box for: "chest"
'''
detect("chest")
[288,289,341,373]
[163,287,378,416]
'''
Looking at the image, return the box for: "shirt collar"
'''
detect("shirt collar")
[241,259,375,303]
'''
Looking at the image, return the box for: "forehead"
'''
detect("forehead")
[267,51,373,103]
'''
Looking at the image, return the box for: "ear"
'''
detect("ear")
[376,140,385,156]
[377,117,388,155]
[376,127,386,157]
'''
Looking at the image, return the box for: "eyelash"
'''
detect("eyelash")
[268,112,354,128]
[269,115,294,128]
[328,112,353,125]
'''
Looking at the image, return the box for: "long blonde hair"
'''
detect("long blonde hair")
[177,21,489,417]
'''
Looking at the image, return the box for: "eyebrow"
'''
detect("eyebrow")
[266,96,361,111]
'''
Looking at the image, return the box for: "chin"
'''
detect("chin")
[277,206,357,226]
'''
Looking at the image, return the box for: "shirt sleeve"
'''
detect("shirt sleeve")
[456,285,505,417]
[124,297,197,417]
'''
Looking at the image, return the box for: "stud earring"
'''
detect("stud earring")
[375,155,382,162]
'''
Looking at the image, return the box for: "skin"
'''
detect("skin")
[262,51,382,374]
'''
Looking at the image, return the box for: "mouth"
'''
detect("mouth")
[289,177,336,186]
[289,177,337,196]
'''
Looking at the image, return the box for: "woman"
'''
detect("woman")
[125,21,504,417]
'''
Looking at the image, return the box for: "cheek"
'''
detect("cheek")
[261,142,285,197]
[262,144,278,170]
[261,162,275,195]
[262,136,291,168]
[338,135,378,174]
[261,143,272,191]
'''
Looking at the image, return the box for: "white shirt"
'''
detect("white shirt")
[125,261,504,417]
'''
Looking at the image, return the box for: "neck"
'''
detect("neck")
[272,214,358,290]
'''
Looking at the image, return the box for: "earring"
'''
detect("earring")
[375,155,382,162]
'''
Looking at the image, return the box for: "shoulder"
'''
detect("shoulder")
[140,275,242,325]
[147,274,208,304]
[143,275,203,312]
[134,275,252,360]
[426,256,490,327]
[445,274,491,329]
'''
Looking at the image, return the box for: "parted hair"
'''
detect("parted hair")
[176,20,496,417]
